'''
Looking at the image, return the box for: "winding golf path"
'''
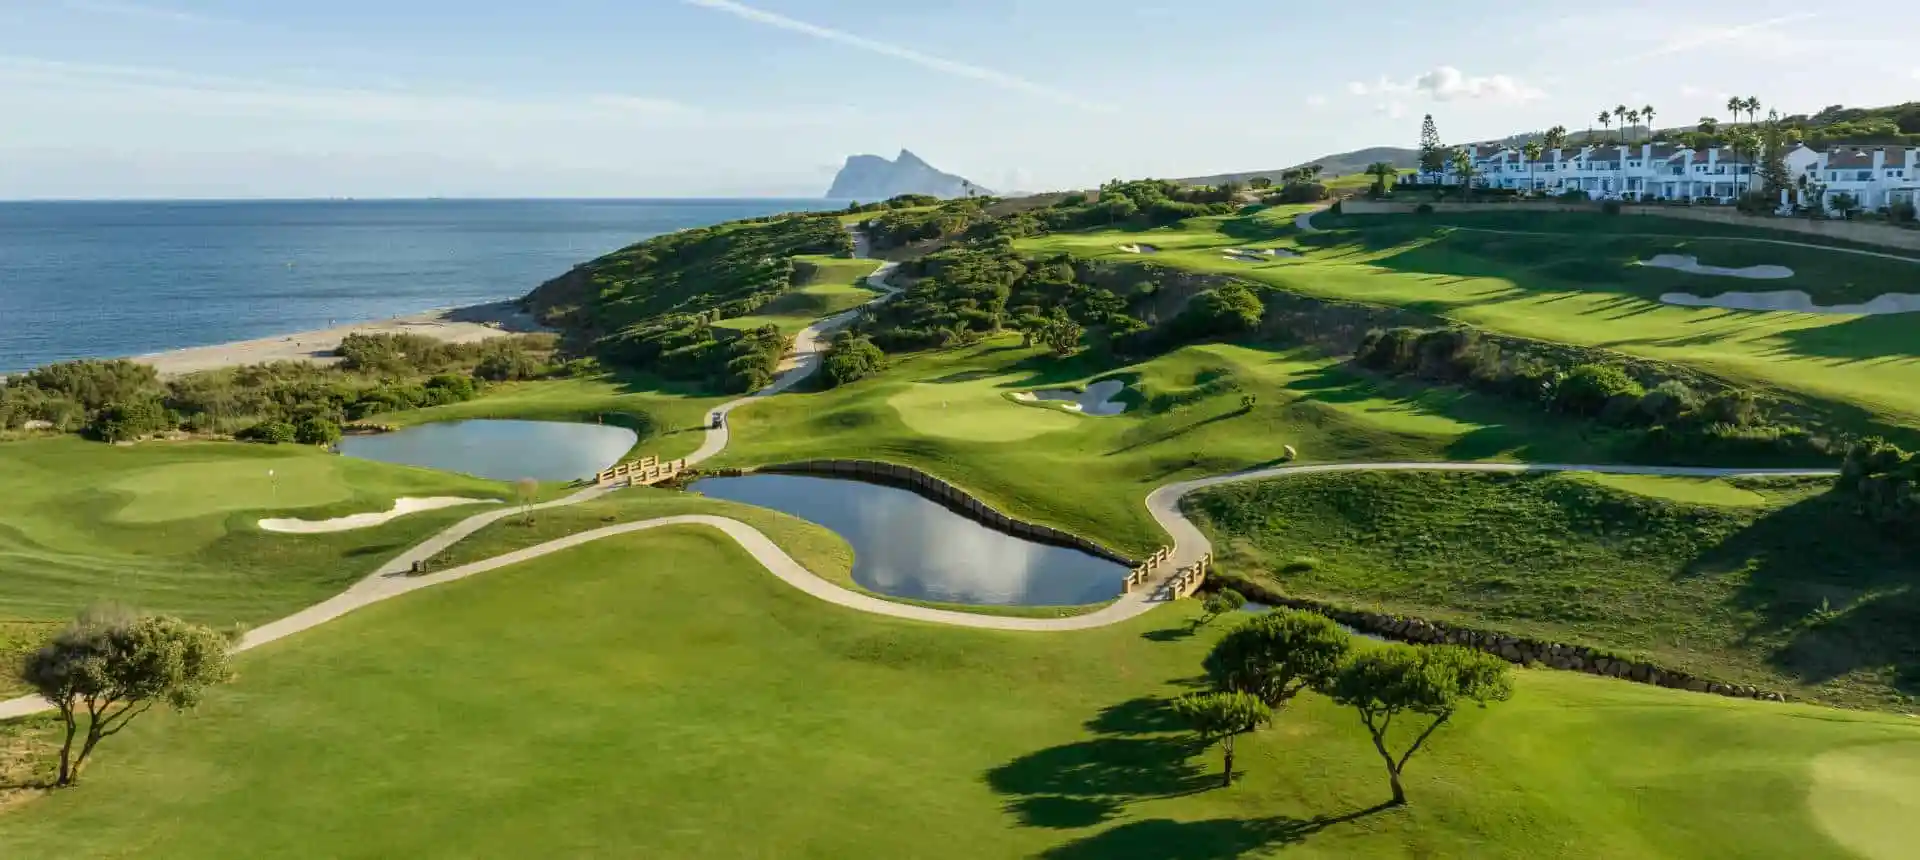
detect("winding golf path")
[0,227,1840,720]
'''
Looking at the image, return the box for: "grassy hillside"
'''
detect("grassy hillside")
[1018,206,1920,435]
[1177,146,1420,186]
[524,212,852,391]
[712,255,882,335]
[3,526,1915,858]
[1187,470,1919,709]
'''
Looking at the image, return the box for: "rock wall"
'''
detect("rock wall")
[1213,573,1789,703]
[754,460,1137,566]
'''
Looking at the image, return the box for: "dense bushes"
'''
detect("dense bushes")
[820,333,887,388]
[1839,439,1919,526]
[1172,284,1266,340]
[865,200,992,250]
[1,330,532,441]
[1354,325,1833,463]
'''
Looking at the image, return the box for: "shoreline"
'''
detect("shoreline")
[126,300,549,377]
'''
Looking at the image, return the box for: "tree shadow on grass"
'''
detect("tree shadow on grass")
[988,693,1215,829]
[1682,490,1920,696]
[1037,805,1398,860]
[1106,410,1245,456]
[1767,314,1920,362]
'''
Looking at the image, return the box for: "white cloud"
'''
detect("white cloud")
[1305,94,1327,108]
[681,0,1109,112]
[1349,66,1544,103]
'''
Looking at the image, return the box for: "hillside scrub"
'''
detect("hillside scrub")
[523,212,849,389]
[1839,438,1919,526]
[1185,470,1920,708]
[1354,325,1834,464]
[1,335,555,442]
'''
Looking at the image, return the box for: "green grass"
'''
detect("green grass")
[1185,470,1920,708]
[715,332,1642,558]
[0,437,512,695]
[1019,209,1920,433]
[2,527,1915,857]
[713,255,883,335]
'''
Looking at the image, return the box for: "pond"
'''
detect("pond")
[690,473,1127,607]
[337,419,637,482]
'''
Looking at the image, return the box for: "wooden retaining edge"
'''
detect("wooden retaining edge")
[754,460,1141,567]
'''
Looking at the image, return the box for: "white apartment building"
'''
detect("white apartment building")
[1418,142,1919,214]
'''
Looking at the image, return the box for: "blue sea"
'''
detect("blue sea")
[0,198,837,372]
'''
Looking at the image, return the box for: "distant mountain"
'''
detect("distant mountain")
[826,149,987,200]
[1175,146,1420,186]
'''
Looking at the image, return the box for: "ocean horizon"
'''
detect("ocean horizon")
[0,197,842,373]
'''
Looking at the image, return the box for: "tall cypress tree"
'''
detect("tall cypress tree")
[1419,114,1445,178]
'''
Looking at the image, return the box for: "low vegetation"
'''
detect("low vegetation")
[524,211,849,391]
[1186,470,1919,708]
[0,333,556,443]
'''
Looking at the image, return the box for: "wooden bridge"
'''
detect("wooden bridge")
[595,455,689,488]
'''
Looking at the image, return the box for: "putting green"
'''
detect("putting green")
[887,378,1079,442]
[1575,473,1768,507]
[1807,742,1920,860]
[106,456,354,523]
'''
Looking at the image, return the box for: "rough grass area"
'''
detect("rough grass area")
[714,255,882,335]
[1185,470,1920,708]
[1019,209,1920,433]
[1,528,1914,858]
[717,332,1641,557]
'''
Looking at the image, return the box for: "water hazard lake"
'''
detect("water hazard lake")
[337,419,636,482]
[691,473,1127,607]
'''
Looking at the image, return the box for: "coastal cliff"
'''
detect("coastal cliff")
[826,149,985,200]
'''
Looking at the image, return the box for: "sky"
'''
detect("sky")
[1,0,1915,199]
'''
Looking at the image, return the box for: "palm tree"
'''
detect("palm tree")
[1626,109,1642,143]
[1597,110,1612,142]
[1522,141,1544,196]
[1613,105,1628,141]
[1744,97,1762,126]
[1641,105,1657,141]
[1725,97,1746,187]
[1545,125,1568,151]
[1363,161,1398,195]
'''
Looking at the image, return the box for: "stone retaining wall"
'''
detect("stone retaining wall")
[754,460,1137,566]
[1212,573,1789,703]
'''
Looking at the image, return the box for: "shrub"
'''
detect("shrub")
[474,349,544,382]
[1893,202,1918,224]
[821,333,888,388]
[1560,189,1591,202]
[1414,203,1435,215]
[1175,283,1266,339]
[423,373,477,404]
[1555,364,1644,416]
[294,417,342,446]
[87,398,174,443]
[1600,200,1623,216]
[239,420,297,444]
[1637,380,1698,425]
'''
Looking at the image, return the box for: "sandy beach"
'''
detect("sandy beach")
[132,301,548,376]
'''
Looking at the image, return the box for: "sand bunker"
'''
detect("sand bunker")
[1222,248,1299,263]
[1660,290,1920,315]
[1638,254,1794,280]
[258,497,499,534]
[1118,243,1159,254]
[1012,379,1130,417]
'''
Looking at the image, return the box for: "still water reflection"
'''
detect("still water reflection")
[337,419,636,482]
[691,473,1125,606]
